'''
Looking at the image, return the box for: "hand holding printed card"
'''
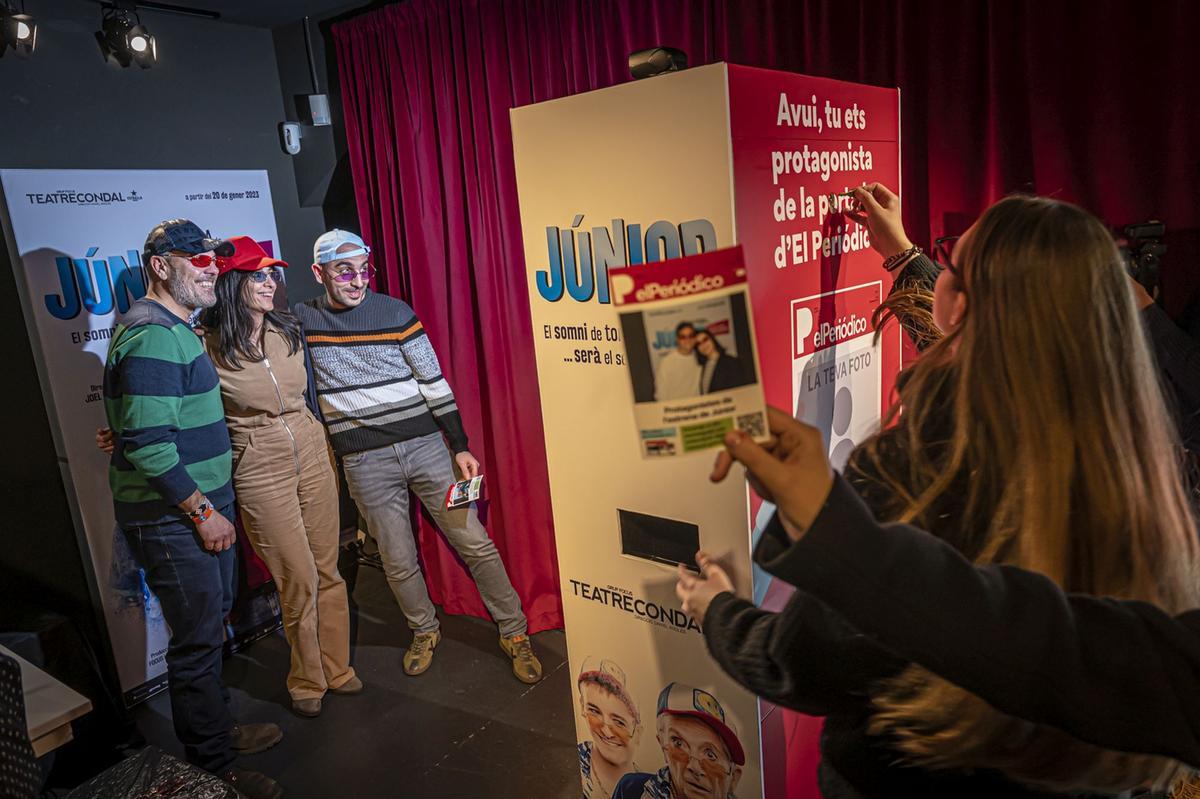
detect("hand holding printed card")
[445,475,485,509]
[609,247,769,458]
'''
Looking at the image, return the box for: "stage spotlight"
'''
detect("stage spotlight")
[97,4,158,69]
[629,47,687,80]
[127,23,156,63]
[0,1,37,59]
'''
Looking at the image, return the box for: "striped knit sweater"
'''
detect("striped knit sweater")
[293,291,469,457]
[104,299,233,526]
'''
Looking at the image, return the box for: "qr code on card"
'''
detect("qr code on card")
[736,411,766,439]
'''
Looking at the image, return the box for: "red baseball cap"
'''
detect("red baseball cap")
[656,682,745,766]
[217,236,288,276]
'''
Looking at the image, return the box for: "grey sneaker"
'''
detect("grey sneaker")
[403,629,441,676]
[499,633,543,684]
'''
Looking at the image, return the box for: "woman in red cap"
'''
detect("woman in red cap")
[204,236,361,718]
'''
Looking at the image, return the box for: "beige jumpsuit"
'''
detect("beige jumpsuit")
[211,325,354,701]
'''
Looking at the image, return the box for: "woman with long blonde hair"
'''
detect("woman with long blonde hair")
[681,190,1200,797]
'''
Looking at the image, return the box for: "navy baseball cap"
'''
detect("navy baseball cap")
[144,219,234,259]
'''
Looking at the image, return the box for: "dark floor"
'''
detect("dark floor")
[133,563,579,798]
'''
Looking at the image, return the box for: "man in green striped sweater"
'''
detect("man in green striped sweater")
[104,219,282,799]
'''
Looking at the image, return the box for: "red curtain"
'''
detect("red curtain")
[332,0,1200,634]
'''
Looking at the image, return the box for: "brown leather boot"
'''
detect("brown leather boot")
[220,767,284,799]
[329,675,364,695]
[291,698,321,718]
[230,722,283,755]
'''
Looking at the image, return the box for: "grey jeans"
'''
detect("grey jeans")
[341,432,526,638]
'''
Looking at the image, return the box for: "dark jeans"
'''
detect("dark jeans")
[122,506,237,774]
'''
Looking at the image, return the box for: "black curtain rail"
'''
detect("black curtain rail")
[95,1,220,21]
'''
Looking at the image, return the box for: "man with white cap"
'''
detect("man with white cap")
[614,682,745,799]
[292,229,542,684]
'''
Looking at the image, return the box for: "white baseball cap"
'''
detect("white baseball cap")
[314,228,371,265]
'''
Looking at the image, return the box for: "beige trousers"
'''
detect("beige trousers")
[233,411,354,700]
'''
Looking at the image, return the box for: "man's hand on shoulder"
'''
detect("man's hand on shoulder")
[455,451,480,479]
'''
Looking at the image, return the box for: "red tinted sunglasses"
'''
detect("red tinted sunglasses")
[168,252,218,268]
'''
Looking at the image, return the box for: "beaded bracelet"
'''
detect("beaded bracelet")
[187,501,215,525]
[883,245,922,272]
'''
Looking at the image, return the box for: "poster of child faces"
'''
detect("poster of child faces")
[791,282,884,471]
[575,657,749,799]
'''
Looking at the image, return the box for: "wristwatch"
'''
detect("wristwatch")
[188,500,215,525]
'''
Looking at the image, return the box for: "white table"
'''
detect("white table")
[1,643,93,757]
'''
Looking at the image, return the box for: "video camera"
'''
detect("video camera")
[1118,220,1166,295]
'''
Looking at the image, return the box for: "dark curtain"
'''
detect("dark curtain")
[331,0,1200,633]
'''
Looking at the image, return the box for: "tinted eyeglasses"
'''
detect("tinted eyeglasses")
[169,252,218,268]
[330,264,376,283]
[664,735,734,772]
[248,267,284,284]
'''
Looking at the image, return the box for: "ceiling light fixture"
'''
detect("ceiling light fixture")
[0,0,37,59]
[97,2,157,69]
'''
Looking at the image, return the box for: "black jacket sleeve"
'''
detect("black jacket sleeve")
[1142,303,1200,450]
[768,474,1200,768]
[884,253,940,351]
[701,461,905,717]
[702,587,902,717]
[892,252,940,293]
[1143,304,1200,408]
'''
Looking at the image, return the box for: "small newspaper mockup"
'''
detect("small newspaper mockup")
[445,476,485,509]
[609,246,769,458]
